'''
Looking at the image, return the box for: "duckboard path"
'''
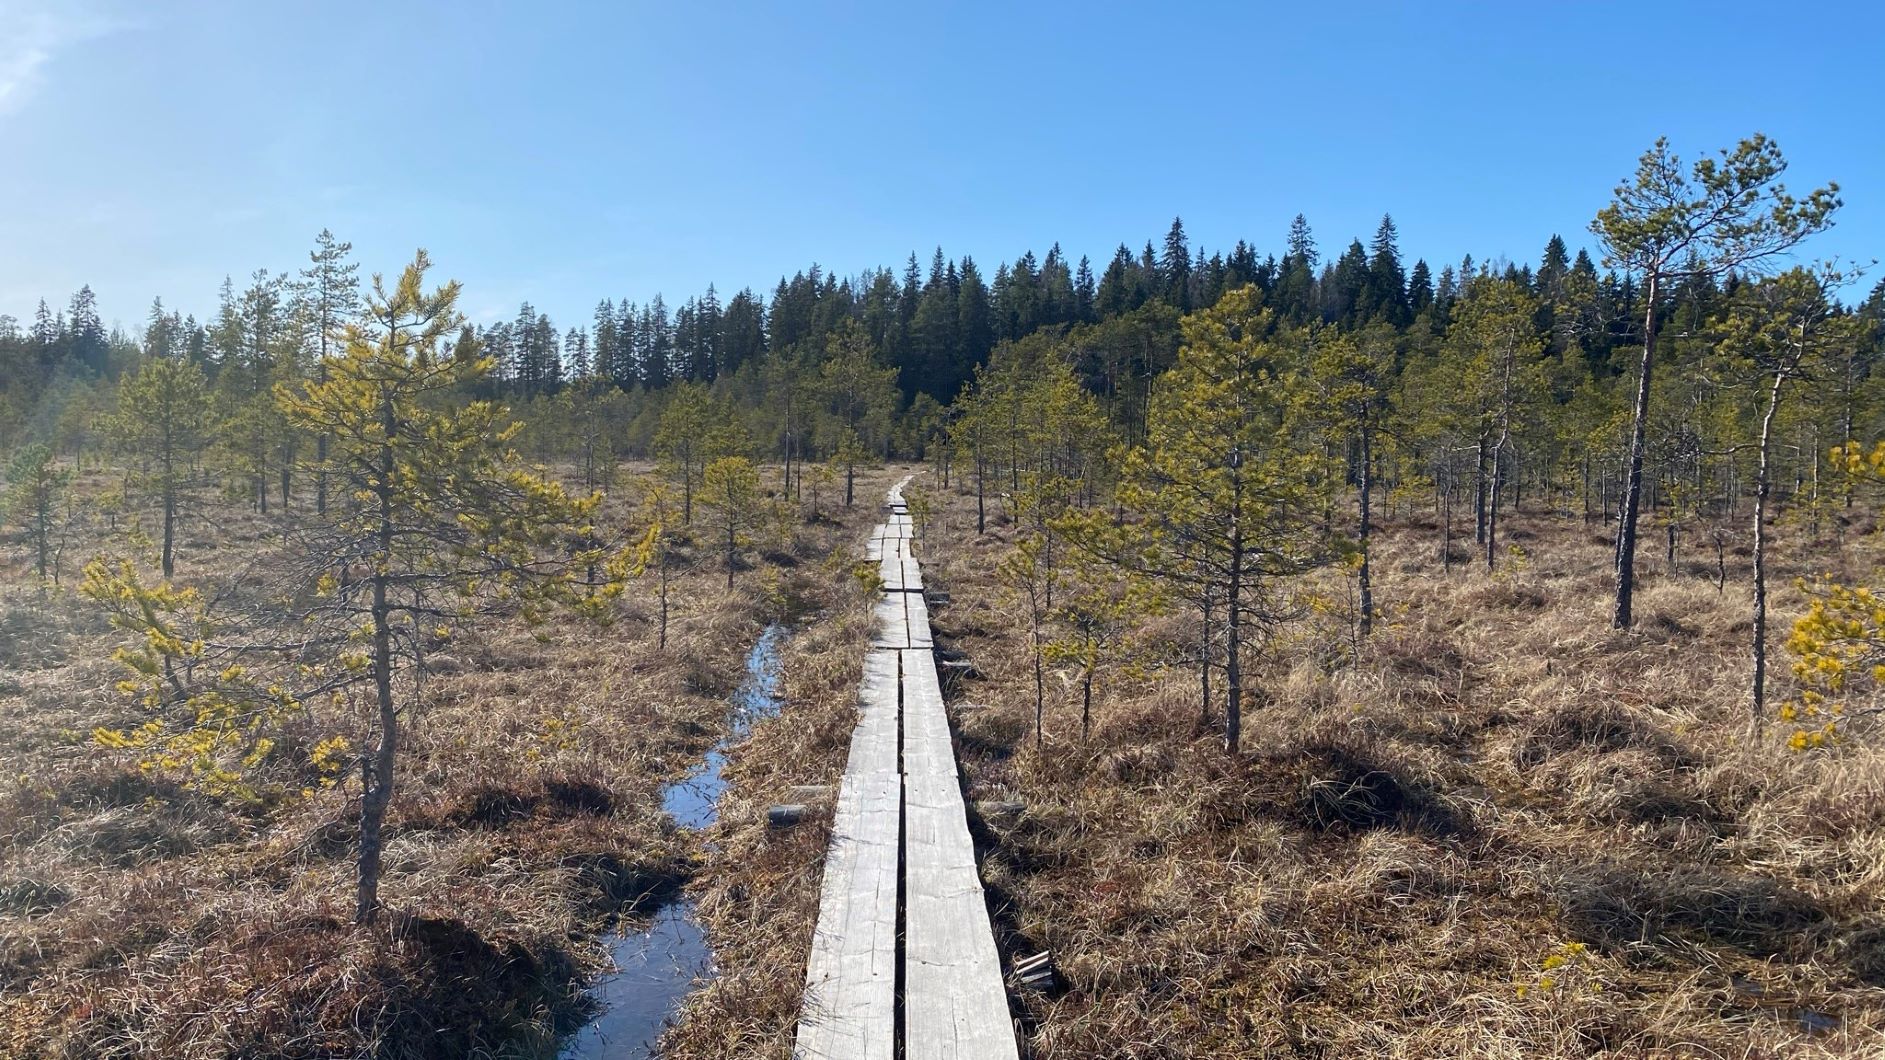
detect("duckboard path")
[796,475,1019,1060]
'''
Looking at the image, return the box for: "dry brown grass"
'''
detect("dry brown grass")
[912,486,1885,1058]
[0,460,885,1059]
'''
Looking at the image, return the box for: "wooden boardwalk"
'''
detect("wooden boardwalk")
[798,477,1018,1060]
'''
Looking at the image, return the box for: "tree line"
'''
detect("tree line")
[10,190,1781,468]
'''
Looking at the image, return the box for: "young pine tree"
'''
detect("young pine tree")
[1043,539,1164,743]
[818,321,899,507]
[997,533,1051,749]
[1310,324,1396,634]
[1592,134,1839,628]
[1444,278,1547,570]
[700,455,765,588]
[1712,267,1865,725]
[297,229,362,516]
[281,253,612,922]
[87,252,615,926]
[6,444,71,583]
[653,382,717,523]
[634,480,682,650]
[110,356,214,578]
[1114,286,1335,753]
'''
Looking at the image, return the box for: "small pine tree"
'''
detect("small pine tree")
[1113,286,1335,753]
[701,456,765,588]
[109,357,214,578]
[86,252,616,926]
[6,443,71,582]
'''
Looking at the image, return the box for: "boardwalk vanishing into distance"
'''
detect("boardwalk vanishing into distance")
[797,476,1019,1060]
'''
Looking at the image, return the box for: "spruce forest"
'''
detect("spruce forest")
[4,127,1885,1058]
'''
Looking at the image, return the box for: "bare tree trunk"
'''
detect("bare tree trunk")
[1009,406,1020,494]
[1752,370,1786,727]
[280,451,292,510]
[357,395,400,926]
[1043,525,1055,611]
[658,556,669,651]
[1442,469,1454,573]
[1198,593,1213,728]
[1357,419,1374,635]
[1485,448,1504,570]
[358,572,397,926]
[725,521,737,589]
[33,504,49,581]
[1031,614,1045,750]
[1081,660,1093,743]
[974,445,986,535]
[1614,272,1661,629]
[1224,453,1244,754]
[1582,454,1591,523]
[316,341,331,515]
[1474,434,1489,545]
[1844,356,1856,509]
[161,441,177,579]
[1809,424,1822,539]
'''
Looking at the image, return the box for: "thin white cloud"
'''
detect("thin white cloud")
[0,1,124,114]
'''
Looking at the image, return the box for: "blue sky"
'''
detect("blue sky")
[2,0,1881,333]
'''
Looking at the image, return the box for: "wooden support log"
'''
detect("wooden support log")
[1010,950,1056,992]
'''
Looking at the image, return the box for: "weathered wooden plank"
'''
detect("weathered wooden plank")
[899,648,955,780]
[888,535,920,592]
[879,556,922,593]
[797,648,902,1060]
[903,768,1019,1060]
[869,593,910,649]
[895,472,1013,1057]
[847,650,902,776]
[904,591,934,648]
[796,771,900,1060]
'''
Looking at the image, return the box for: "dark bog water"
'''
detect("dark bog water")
[559,625,785,1059]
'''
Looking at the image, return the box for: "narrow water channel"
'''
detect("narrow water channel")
[558,624,785,1059]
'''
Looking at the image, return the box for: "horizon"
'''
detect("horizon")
[3,0,1882,332]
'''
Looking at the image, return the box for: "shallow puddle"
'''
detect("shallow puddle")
[559,624,785,1059]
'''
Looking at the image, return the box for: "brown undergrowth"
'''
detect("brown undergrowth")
[916,483,1885,1058]
[0,461,881,1059]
